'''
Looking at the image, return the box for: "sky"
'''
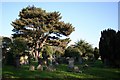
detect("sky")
[0,2,118,48]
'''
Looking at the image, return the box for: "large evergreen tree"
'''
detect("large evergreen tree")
[11,6,74,60]
[99,29,120,67]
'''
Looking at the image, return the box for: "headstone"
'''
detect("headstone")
[68,57,74,69]
[74,66,79,72]
[36,64,43,71]
[74,66,79,71]
[73,66,82,73]
[29,65,35,71]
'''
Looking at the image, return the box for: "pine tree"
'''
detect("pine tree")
[11,6,74,61]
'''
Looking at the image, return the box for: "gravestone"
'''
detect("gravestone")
[73,66,82,73]
[37,64,43,71]
[68,57,74,69]
[29,65,35,71]
[74,66,79,72]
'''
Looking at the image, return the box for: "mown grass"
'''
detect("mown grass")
[2,60,120,79]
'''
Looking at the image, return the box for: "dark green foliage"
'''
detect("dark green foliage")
[2,37,12,48]
[64,46,81,62]
[64,46,80,58]
[2,37,12,65]
[99,28,120,67]
[74,39,94,61]
[5,52,14,65]
[11,37,28,57]
[9,37,28,67]
[93,47,99,60]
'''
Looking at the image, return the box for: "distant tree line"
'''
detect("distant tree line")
[99,29,120,68]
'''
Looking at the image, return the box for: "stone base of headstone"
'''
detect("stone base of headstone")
[67,57,74,72]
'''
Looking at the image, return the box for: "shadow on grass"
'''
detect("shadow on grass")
[2,60,120,79]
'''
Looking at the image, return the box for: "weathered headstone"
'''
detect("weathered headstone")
[73,66,82,73]
[29,65,35,71]
[37,64,43,71]
[68,57,74,69]
[74,66,79,72]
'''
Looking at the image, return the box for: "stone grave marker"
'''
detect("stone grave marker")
[37,64,43,71]
[68,57,74,69]
[29,65,35,71]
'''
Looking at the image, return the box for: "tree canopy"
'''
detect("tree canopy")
[74,39,94,57]
[11,6,74,60]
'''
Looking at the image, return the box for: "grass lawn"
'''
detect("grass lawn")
[2,60,120,79]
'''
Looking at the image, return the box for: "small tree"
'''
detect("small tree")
[11,37,28,67]
[64,46,81,62]
[11,37,28,57]
[74,39,94,61]
[2,37,12,65]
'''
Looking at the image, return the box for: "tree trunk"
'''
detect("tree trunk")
[14,56,20,68]
[34,33,49,61]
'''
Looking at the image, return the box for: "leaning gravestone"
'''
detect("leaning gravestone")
[37,64,43,71]
[68,57,74,69]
